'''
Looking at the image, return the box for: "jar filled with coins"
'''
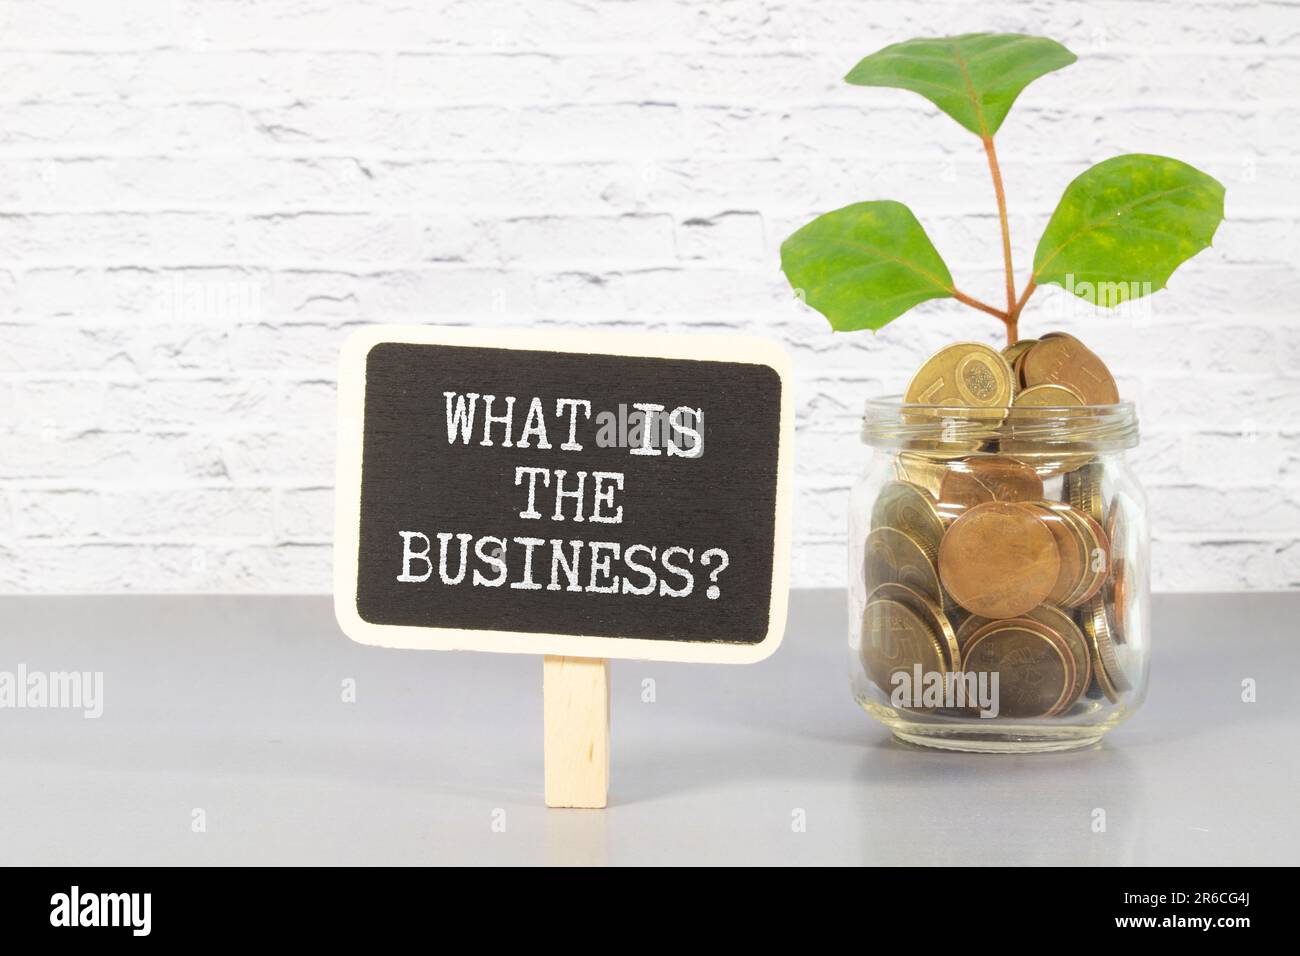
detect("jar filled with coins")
[850,334,1149,752]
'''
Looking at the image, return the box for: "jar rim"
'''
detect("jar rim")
[861,396,1138,451]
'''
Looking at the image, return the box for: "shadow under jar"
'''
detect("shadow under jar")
[851,398,1149,753]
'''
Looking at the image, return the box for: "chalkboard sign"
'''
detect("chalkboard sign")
[334,325,793,663]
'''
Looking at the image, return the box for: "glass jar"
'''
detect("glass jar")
[850,398,1149,753]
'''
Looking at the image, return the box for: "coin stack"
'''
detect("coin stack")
[862,333,1133,720]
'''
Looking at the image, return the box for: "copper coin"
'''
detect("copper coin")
[1024,617,1079,718]
[1031,502,1086,607]
[935,497,966,527]
[938,462,997,511]
[861,597,946,697]
[962,620,1073,719]
[1061,506,1110,607]
[946,604,972,634]
[938,501,1061,619]
[956,612,991,652]
[939,456,1044,510]
[1022,333,1120,405]
[1024,603,1092,713]
[962,613,1079,716]
[871,480,945,559]
[1048,504,1094,607]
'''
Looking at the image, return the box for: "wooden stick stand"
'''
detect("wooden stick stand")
[543,656,610,808]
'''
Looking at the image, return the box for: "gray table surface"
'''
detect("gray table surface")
[0,591,1296,866]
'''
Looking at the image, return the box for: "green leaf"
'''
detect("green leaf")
[780,201,955,332]
[1033,154,1226,306]
[845,33,1076,137]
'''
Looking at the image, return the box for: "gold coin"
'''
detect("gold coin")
[861,597,946,697]
[892,452,947,498]
[895,414,1004,458]
[938,455,1044,511]
[1001,385,1091,474]
[938,501,1060,619]
[863,526,943,608]
[1105,492,1128,568]
[1013,347,1032,388]
[1023,603,1092,713]
[870,480,945,560]
[1013,383,1086,407]
[864,526,900,591]
[904,342,1014,408]
[867,581,961,673]
[946,604,973,635]
[1021,333,1119,405]
[1081,595,1131,702]
[1064,460,1105,524]
[1002,338,1038,370]
[962,620,1073,719]
[1109,558,1129,645]
[997,446,1094,480]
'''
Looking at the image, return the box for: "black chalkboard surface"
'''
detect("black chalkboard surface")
[334,326,793,663]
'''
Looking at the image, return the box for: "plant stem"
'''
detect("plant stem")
[981,134,1017,344]
[951,287,1009,322]
[948,138,1037,342]
[1012,278,1037,318]
[1005,278,1037,344]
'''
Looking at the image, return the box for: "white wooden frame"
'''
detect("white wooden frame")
[333,324,794,664]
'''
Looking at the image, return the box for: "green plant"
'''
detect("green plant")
[779,33,1225,345]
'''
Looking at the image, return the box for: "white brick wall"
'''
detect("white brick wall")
[1,0,1298,593]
